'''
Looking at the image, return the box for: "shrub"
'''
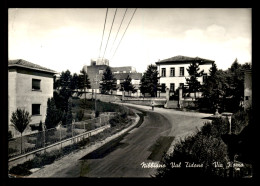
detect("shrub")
[231,110,251,134]
[8,131,13,140]
[95,110,100,118]
[8,147,18,155]
[156,117,230,178]
[76,110,85,121]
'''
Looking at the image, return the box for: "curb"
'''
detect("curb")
[28,111,140,177]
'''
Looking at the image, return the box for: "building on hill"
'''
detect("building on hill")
[155,55,214,98]
[82,58,142,96]
[8,59,57,137]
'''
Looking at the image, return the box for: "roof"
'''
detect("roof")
[111,66,136,73]
[113,73,142,80]
[8,59,57,74]
[155,55,214,64]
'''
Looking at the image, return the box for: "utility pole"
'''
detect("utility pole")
[84,70,86,105]
[94,74,99,116]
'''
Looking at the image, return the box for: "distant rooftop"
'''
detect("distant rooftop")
[156,55,214,64]
[8,59,57,74]
[111,66,136,73]
[113,73,142,80]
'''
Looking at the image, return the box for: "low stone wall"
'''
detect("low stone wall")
[182,100,197,108]
[80,93,122,102]
[122,98,167,107]
[164,100,179,109]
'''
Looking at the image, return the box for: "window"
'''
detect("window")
[32,79,41,90]
[245,96,249,100]
[179,83,184,88]
[170,68,175,77]
[170,83,175,92]
[180,67,184,76]
[161,83,166,93]
[161,68,166,77]
[203,75,208,83]
[32,104,41,115]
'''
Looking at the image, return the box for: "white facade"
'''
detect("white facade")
[8,60,56,137]
[156,57,213,92]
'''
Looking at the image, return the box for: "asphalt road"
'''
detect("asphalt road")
[29,104,211,178]
[49,108,172,177]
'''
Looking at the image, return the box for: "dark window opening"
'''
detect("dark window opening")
[170,83,175,92]
[170,68,175,77]
[161,68,166,77]
[32,79,41,90]
[245,96,249,100]
[32,104,41,115]
[180,67,184,76]
[161,83,166,93]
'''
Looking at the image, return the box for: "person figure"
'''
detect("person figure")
[151,100,154,111]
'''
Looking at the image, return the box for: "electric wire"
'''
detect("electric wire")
[109,8,128,56]
[101,8,118,62]
[98,8,108,58]
[111,8,137,60]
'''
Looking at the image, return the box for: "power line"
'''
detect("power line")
[101,8,118,62]
[98,8,108,58]
[109,8,128,55]
[111,8,137,60]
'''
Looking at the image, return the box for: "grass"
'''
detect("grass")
[148,136,175,161]
[9,103,139,177]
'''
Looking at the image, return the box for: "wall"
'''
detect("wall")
[80,92,122,103]
[8,71,17,131]
[122,97,167,106]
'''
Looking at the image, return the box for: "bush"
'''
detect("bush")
[231,109,251,134]
[95,110,100,118]
[8,131,13,140]
[156,117,230,178]
[76,109,85,121]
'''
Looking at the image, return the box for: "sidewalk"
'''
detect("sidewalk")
[27,113,140,177]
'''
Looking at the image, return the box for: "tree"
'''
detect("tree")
[70,73,79,95]
[186,61,204,99]
[225,59,251,111]
[140,64,160,97]
[200,62,222,112]
[66,98,73,125]
[45,97,63,129]
[10,108,32,153]
[99,66,117,94]
[54,70,74,112]
[78,68,91,97]
[66,98,73,132]
[120,75,136,96]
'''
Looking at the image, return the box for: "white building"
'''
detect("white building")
[8,59,57,137]
[155,55,214,94]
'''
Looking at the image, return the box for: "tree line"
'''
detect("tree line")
[10,59,251,143]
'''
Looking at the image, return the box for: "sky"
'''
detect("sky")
[8,8,252,74]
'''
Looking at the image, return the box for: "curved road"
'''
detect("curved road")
[50,109,171,177]
[29,103,211,178]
